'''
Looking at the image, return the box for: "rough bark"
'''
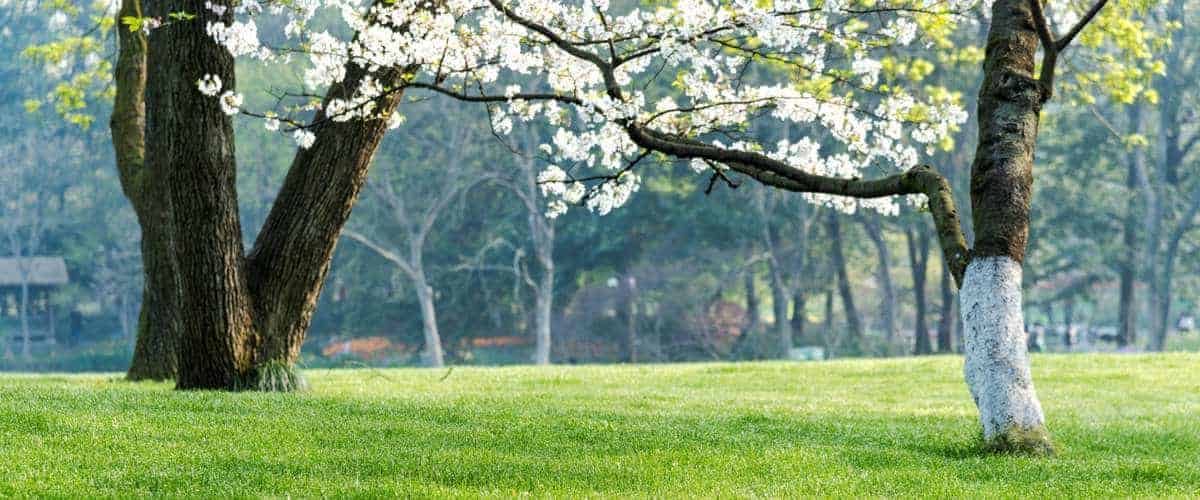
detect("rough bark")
[244,61,408,368]
[127,219,181,380]
[144,0,411,389]
[146,0,256,390]
[111,0,182,382]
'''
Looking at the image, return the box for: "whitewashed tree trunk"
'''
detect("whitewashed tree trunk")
[960,256,1050,452]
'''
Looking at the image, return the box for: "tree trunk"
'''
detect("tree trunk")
[1117,105,1143,349]
[827,213,863,354]
[821,287,835,356]
[109,0,181,381]
[861,214,897,345]
[242,58,408,368]
[413,275,445,368]
[791,290,807,346]
[1150,199,1199,350]
[744,271,760,336]
[19,278,30,361]
[529,211,556,365]
[937,261,957,353]
[768,256,792,357]
[126,216,181,380]
[146,0,257,390]
[960,0,1053,454]
[623,275,638,363]
[1063,297,1074,349]
[143,0,411,390]
[906,226,931,355]
[532,263,554,365]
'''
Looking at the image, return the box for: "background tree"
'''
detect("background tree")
[342,100,492,368]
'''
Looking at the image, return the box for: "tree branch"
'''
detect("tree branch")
[623,124,970,285]
[405,82,582,106]
[1055,0,1109,52]
[341,228,417,278]
[1028,0,1056,52]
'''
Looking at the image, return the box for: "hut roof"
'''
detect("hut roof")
[0,257,69,287]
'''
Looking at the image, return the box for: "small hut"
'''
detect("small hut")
[0,256,69,344]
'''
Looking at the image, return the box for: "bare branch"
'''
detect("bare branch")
[1055,0,1109,52]
[341,228,416,278]
[405,81,582,106]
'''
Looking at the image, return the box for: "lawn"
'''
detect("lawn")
[1,354,1197,497]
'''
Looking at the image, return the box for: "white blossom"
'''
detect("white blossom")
[197,74,222,97]
[293,129,317,149]
[218,90,242,115]
[205,0,972,217]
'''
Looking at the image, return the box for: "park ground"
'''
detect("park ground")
[1,354,1198,497]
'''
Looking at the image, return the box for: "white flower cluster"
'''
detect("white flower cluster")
[196,73,243,116]
[202,0,975,217]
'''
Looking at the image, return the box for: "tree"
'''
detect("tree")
[491,126,559,365]
[342,102,490,368]
[860,213,898,348]
[905,221,932,356]
[827,212,864,355]
[144,0,1121,452]
[113,0,182,380]
[134,0,428,390]
[1143,0,1198,350]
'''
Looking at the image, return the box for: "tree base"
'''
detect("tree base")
[126,370,174,383]
[982,425,1056,456]
[239,360,308,392]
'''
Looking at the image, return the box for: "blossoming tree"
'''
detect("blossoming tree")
[118,0,1118,453]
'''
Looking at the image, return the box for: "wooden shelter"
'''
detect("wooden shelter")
[0,256,69,344]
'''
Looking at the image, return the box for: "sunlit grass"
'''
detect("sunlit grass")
[1,354,1197,497]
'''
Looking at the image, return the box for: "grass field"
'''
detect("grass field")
[1,354,1198,497]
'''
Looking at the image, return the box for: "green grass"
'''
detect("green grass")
[1,354,1198,497]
